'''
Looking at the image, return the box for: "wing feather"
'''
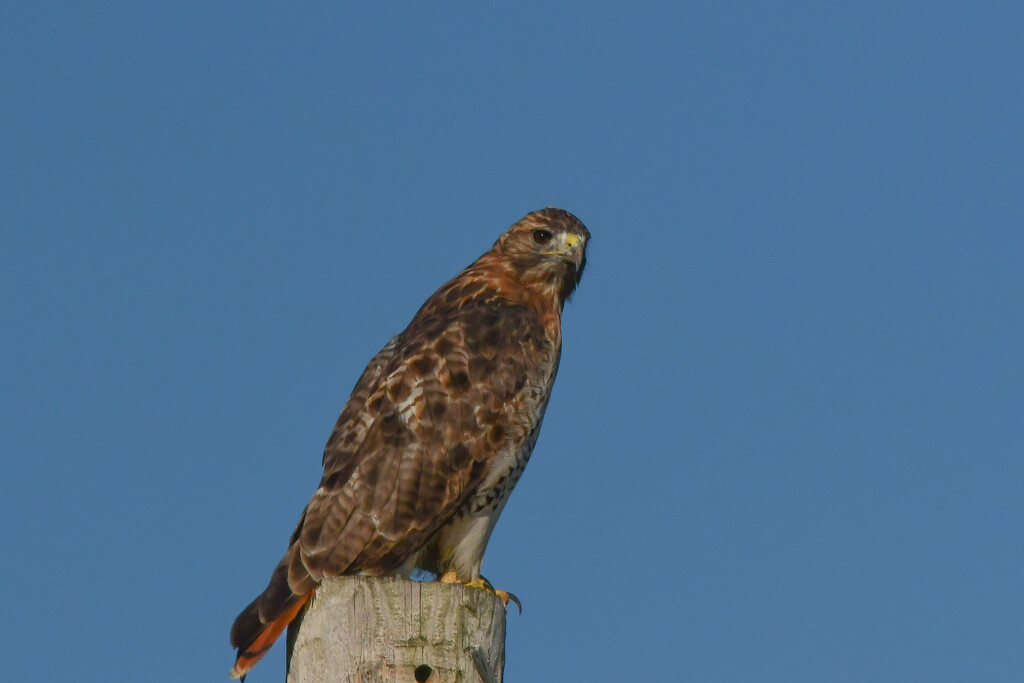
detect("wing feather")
[294,300,544,578]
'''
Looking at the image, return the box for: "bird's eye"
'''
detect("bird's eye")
[531,229,553,245]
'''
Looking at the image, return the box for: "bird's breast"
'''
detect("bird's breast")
[465,349,559,516]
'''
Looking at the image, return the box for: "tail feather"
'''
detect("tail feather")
[230,545,317,679]
[230,591,312,679]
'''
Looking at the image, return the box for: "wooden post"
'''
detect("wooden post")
[285,576,506,683]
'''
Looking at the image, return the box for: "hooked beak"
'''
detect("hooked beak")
[563,233,586,269]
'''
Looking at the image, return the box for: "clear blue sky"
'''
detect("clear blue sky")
[2,3,1022,681]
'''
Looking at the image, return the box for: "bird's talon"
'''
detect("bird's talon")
[495,589,522,613]
[463,576,522,613]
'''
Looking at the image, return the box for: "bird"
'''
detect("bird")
[229,208,590,679]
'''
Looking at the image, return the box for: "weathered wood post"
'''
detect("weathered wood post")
[285,576,506,683]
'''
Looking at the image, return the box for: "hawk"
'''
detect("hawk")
[230,208,589,678]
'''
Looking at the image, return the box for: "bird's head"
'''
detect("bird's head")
[494,208,590,307]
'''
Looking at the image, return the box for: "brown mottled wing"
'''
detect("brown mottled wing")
[297,300,547,579]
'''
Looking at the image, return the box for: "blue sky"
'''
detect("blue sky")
[2,2,1022,681]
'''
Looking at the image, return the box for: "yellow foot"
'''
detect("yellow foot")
[439,571,522,612]
[466,576,522,614]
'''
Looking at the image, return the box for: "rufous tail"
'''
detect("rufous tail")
[230,591,311,679]
[230,545,316,679]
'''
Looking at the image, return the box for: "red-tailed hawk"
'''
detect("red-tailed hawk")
[230,208,589,679]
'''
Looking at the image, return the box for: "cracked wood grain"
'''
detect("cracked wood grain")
[286,576,506,683]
